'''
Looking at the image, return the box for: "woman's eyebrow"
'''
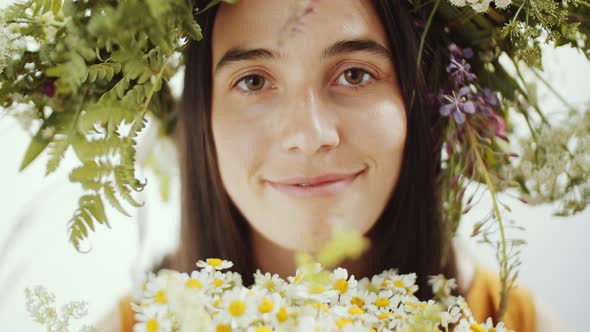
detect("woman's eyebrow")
[214,39,392,75]
[321,39,392,62]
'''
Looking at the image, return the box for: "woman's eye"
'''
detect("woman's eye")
[236,74,269,93]
[336,68,374,87]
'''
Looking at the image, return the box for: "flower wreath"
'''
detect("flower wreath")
[2,0,589,327]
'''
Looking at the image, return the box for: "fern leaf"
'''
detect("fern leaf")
[103,182,131,217]
[69,160,115,183]
[86,63,122,83]
[71,136,122,162]
[46,135,70,175]
[79,102,136,134]
[79,194,108,226]
[114,167,143,207]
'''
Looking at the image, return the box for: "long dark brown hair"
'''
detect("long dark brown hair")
[164,0,455,300]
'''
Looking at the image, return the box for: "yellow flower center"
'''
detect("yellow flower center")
[213,279,223,287]
[146,319,158,332]
[228,299,246,317]
[393,280,405,288]
[336,318,353,327]
[276,306,288,322]
[381,281,389,287]
[185,278,202,289]
[213,299,222,308]
[378,312,392,320]
[470,324,485,332]
[333,279,348,294]
[155,290,167,304]
[259,298,274,313]
[216,323,230,332]
[207,258,223,267]
[375,297,390,308]
[255,326,272,332]
[348,306,364,315]
[351,296,365,307]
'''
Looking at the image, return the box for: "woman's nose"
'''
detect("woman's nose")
[280,88,340,155]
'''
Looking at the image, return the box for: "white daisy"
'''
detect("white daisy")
[365,290,398,313]
[132,305,173,332]
[253,269,288,295]
[196,258,234,272]
[216,287,257,329]
[329,267,358,295]
[338,287,372,309]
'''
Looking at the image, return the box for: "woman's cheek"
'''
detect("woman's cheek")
[213,99,274,178]
[344,99,406,154]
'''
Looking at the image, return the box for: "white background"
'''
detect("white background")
[1,1,589,330]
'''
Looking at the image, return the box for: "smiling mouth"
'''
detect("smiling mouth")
[267,169,365,198]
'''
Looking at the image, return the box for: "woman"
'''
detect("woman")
[104,0,562,330]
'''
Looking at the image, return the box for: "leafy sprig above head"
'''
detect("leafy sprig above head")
[0,0,215,250]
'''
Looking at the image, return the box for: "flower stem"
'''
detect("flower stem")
[529,67,579,113]
[466,123,511,321]
[509,56,549,125]
[410,0,441,111]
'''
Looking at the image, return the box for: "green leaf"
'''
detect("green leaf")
[19,112,59,171]
[51,0,62,16]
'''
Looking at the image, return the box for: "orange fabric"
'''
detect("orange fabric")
[466,266,537,332]
[119,266,537,331]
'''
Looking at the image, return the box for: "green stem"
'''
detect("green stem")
[466,123,511,321]
[7,18,64,28]
[529,67,579,113]
[509,56,550,125]
[410,0,441,111]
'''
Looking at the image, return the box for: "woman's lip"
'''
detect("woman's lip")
[267,169,365,198]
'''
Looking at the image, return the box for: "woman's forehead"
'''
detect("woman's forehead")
[211,0,389,63]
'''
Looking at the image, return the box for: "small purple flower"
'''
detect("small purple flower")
[447,57,477,87]
[41,80,56,98]
[439,86,476,124]
[449,43,474,60]
[472,88,500,116]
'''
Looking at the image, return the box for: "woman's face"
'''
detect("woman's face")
[211,0,407,252]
